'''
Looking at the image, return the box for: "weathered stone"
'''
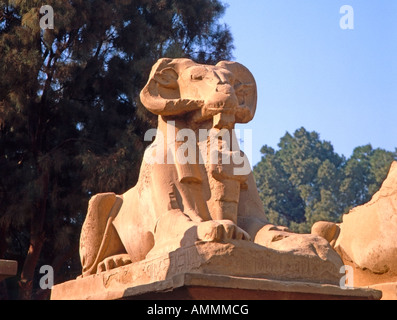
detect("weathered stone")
[313,161,397,299]
[51,242,379,300]
[0,260,17,283]
[368,282,397,300]
[54,58,349,300]
[51,269,381,301]
[126,273,381,301]
[335,162,397,276]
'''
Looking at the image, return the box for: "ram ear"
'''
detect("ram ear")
[216,61,257,123]
[140,58,180,116]
[140,58,201,116]
[153,67,179,89]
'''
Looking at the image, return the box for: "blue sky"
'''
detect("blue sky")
[221,0,397,166]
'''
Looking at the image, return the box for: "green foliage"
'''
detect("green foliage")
[0,0,234,299]
[253,127,397,233]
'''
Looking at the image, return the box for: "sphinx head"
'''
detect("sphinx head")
[140,58,257,129]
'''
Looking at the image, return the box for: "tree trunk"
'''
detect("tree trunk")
[18,171,49,300]
[34,243,79,300]
[18,231,46,300]
[0,225,7,259]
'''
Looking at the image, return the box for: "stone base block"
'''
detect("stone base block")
[127,273,382,300]
[0,260,17,283]
[51,241,381,300]
[52,272,381,300]
[368,282,397,300]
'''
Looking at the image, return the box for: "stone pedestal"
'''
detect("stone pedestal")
[0,260,17,283]
[51,241,381,300]
[368,283,397,300]
[124,273,381,300]
[341,260,397,300]
[51,272,381,300]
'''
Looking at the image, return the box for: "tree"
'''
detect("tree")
[254,145,304,227]
[0,0,234,299]
[253,127,397,233]
[340,144,397,211]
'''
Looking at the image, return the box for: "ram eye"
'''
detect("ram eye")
[191,74,203,81]
[235,82,254,95]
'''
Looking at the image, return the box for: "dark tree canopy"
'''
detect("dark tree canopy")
[0,0,234,299]
[253,127,397,233]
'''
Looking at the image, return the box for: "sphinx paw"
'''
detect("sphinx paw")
[97,254,132,273]
[197,220,251,242]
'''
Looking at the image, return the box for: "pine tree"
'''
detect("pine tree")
[340,144,397,211]
[253,127,397,233]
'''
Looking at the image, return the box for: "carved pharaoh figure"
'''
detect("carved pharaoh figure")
[79,58,342,278]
